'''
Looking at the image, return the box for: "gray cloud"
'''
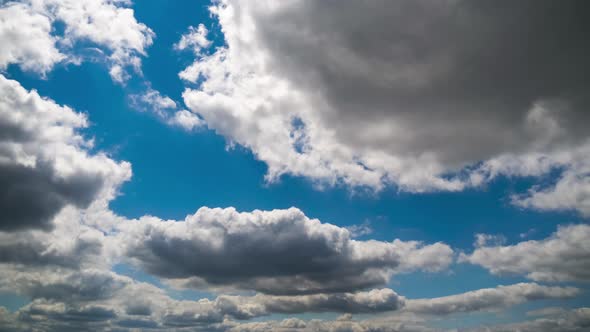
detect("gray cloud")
[460,224,590,282]
[0,74,131,231]
[466,307,590,332]
[0,262,582,332]
[120,207,453,295]
[182,0,590,201]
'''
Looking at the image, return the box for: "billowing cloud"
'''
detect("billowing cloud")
[0,74,131,231]
[120,207,453,295]
[460,224,590,282]
[181,0,590,212]
[0,0,154,82]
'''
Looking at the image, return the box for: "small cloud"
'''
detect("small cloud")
[474,233,506,247]
[175,24,211,54]
[345,220,373,238]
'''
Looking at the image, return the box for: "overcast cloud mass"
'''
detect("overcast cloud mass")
[0,0,588,331]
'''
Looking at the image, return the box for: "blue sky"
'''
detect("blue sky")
[0,1,589,331]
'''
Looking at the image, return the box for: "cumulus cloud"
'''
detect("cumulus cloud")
[512,157,590,217]
[0,0,153,82]
[460,224,590,282]
[180,0,590,212]
[404,283,579,316]
[0,2,64,74]
[167,109,204,131]
[0,74,131,231]
[119,207,453,295]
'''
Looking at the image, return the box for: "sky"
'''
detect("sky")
[0,0,589,331]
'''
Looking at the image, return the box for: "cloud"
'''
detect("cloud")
[119,207,453,295]
[0,74,131,231]
[167,109,204,131]
[227,288,405,316]
[345,220,373,238]
[512,156,590,216]
[404,283,579,316]
[129,88,177,115]
[175,24,211,54]
[181,0,590,206]
[0,0,154,82]
[129,87,204,131]
[0,2,64,74]
[467,307,590,332]
[460,224,590,282]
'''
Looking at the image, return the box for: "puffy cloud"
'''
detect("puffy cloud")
[0,74,131,231]
[119,207,453,295]
[167,109,204,131]
[181,0,590,205]
[404,283,579,316]
[175,24,211,54]
[0,0,153,82]
[460,224,590,282]
[512,157,590,217]
[0,2,64,74]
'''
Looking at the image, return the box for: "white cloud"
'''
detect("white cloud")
[512,158,590,217]
[129,87,204,131]
[460,224,590,282]
[0,0,154,82]
[175,24,211,54]
[404,283,579,316]
[167,109,204,131]
[129,88,177,116]
[0,2,64,74]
